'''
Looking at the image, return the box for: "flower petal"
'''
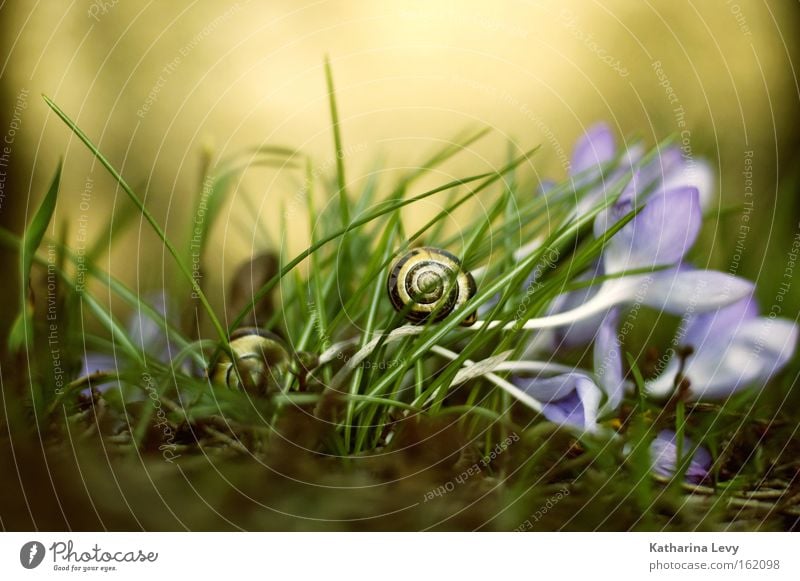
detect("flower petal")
[682,294,759,346]
[683,316,798,400]
[638,269,755,315]
[549,264,606,348]
[513,372,601,431]
[603,186,702,273]
[594,309,624,411]
[650,430,711,484]
[129,291,177,363]
[631,148,684,200]
[79,353,122,394]
[646,296,797,400]
[659,158,716,211]
[571,123,616,175]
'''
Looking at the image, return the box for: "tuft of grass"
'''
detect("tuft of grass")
[1,77,797,532]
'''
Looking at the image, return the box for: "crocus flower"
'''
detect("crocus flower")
[570,122,714,218]
[645,295,798,400]
[506,185,753,334]
[512,371,602,432]
[649,429,712,484]
[541,124,720,349]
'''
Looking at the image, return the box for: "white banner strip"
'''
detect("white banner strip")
[1,532,799,579]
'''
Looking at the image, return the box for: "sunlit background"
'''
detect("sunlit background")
[1,0,799,335]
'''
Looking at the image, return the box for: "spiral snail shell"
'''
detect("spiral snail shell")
[209,327,292,393]
[387,247,477,326]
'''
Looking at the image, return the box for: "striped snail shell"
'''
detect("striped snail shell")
[209,328,291,393]
[387,247,477,326]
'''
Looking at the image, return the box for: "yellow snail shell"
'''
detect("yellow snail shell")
[209,328,291,393]
[387,247,477,326]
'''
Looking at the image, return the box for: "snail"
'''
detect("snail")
[387,247,477,326]
[209,327,292,393]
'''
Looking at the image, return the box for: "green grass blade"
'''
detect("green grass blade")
[324,55,350,228]
[227,170,494,331]
[8,160,62,352]
[41,95,228,346]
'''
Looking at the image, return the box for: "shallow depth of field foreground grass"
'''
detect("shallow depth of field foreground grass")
[1,75,799,531]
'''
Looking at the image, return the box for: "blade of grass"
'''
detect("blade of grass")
[324,55,350,229]
[42,95,228,347]
[227,170,495,331]
[9,160,62,352]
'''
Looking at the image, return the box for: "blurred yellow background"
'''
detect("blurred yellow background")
[1,0,798,322]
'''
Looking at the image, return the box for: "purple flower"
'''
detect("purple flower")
[512,372,602,432]
[570,123,714,217]
[510,310,624,428]
[536,125,735,348]
[517,186,752,333]
[649,429,712,484]
[646,295,798,400]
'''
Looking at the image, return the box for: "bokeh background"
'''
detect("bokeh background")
[1,0,799,337]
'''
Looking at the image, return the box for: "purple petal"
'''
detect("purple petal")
[683,316,798,400]
[129,291,177,364]
[682,294,759,347]
[549,263,606,348]
[514,372,601,431]
[633,148,684,198]
[639,268,754,315]
[80,353,120,376]
[594,309,624,410]
[541,390,586,428]
[650,430,711,484]
[571,123,616,176]
[79,353,122,394]
[603,186,701,273]
[659,159,716,211]
[646,296,798,400]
